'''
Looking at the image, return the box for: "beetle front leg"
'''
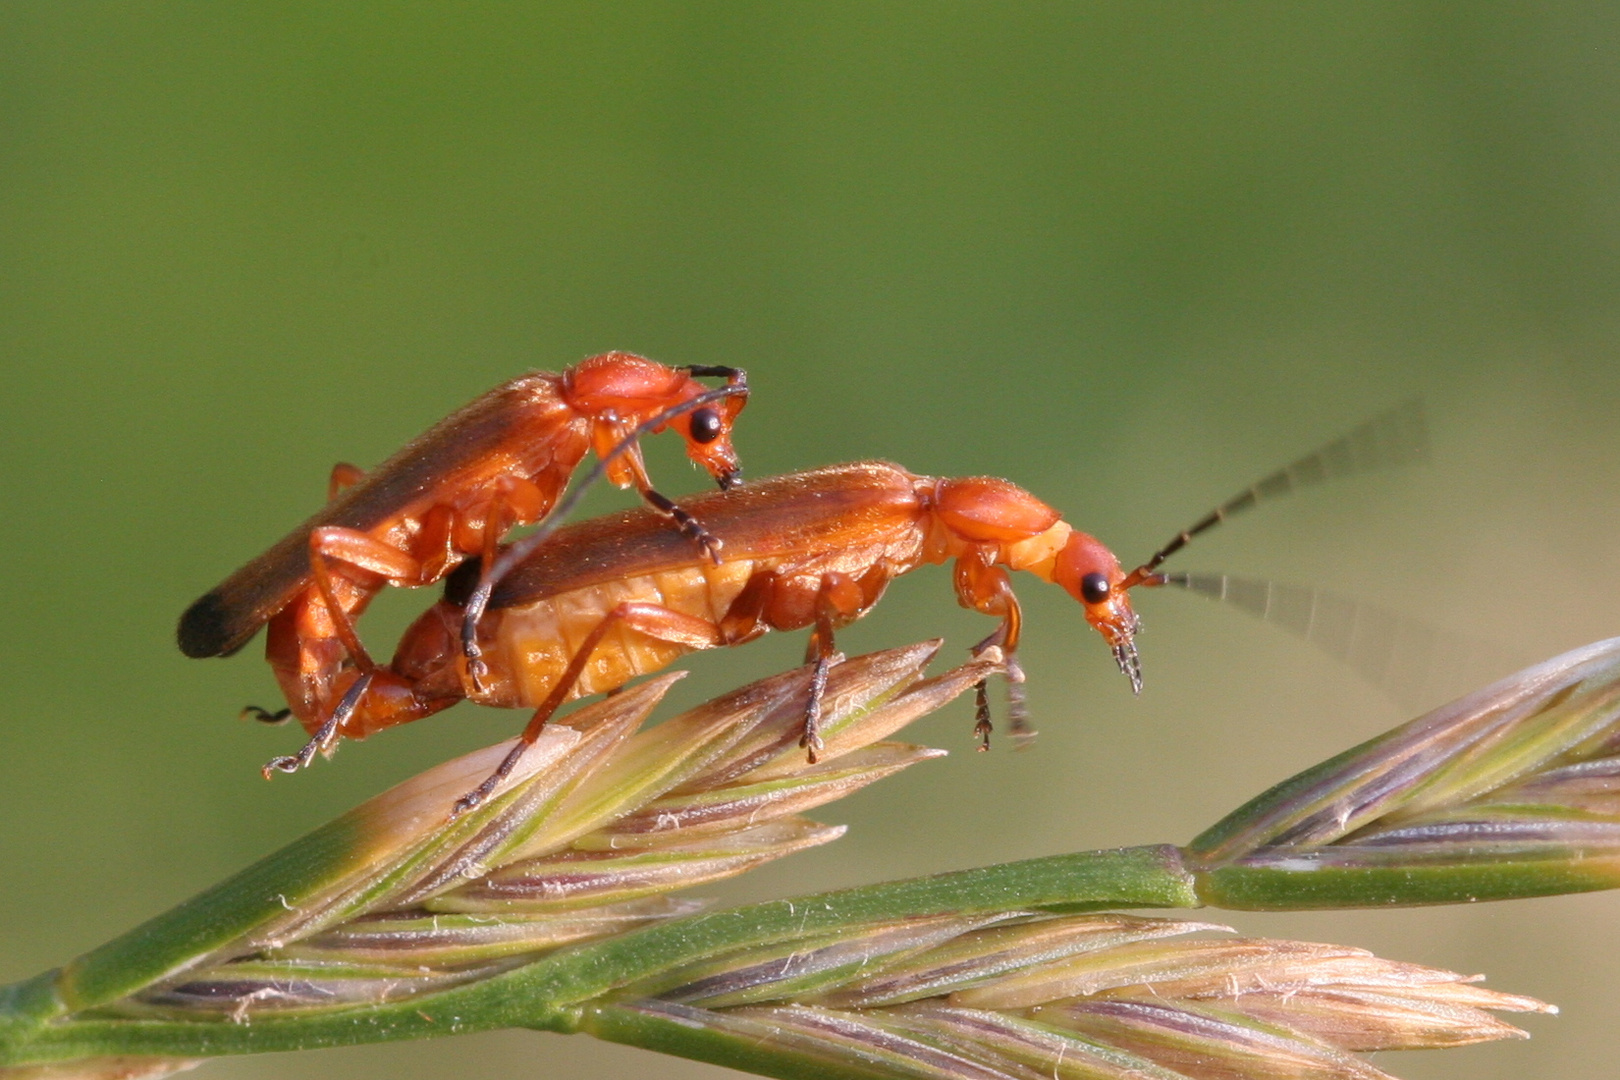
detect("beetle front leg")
[641,486,725,564]
[599,420,726,565]
[968,624,1002,750]
[956,553,1031,748]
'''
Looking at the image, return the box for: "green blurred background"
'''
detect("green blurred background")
[5,4,1620,1077]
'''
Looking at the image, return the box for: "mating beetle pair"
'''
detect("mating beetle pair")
[180,353,1420,813]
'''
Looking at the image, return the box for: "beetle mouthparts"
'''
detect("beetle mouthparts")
[1101,607,1143,695]
[1113,637,1143,695]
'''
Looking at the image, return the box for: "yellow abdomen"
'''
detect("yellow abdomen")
[489,558,760,708]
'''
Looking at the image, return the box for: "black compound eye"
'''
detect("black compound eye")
[689,407,723,444]
[1079,572,1110,605]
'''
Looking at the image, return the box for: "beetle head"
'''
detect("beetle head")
[1052,529,1142,693]
[565,353,747,489]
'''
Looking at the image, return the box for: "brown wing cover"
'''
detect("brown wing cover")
[177,374,566,658]
[475,461,926,610]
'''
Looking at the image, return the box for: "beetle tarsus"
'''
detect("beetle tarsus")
[450,738,530,819]
[800,653,831,763]
[261,671,372,778]
[465,649,490,696]
[699,530,724,565]
[448,784,491,819]
[1004,651,1032,741]
[973,680,993,751]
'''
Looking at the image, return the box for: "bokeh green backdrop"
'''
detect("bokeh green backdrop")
[5,5,1620,1078]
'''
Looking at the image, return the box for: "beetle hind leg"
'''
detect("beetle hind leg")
[451,738,529,819]
[452,601,728,818]
[306,527,426,675]
[261,671,373,778]
[797,573,866,763]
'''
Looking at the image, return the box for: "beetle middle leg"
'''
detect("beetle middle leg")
[796,573,866,762]
[729,569,865,763]
[802,623,834,763]
[451,601,728,817]
[306,527,433,673]
[457,478,553,694]
[476,476,547,572]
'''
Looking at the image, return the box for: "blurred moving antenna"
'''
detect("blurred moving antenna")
[1162,572,1522,715]
[1130,399,1516,711]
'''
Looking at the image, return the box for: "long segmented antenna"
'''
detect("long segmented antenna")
[1119,399,1427,591]
[1161,572,1520,715]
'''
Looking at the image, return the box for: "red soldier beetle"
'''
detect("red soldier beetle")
[175,353,749,737]
[259,402,1424,817]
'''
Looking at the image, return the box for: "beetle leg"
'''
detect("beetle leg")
[451,602,727,818]
[600,419,726,565]
[1004,650,1029,742]
[593,417,652,492]
[455,478,549,690]
[308,527,425,673]
[969,625,1005,750]
[326,462,366,502]
[478,476,547,569]
[717,570,775,643]
[802,624,834,764]
[262,670,374,777]
[640,486,725,565]
[240,705,292,725]
[797,573,866,762]
[410,503,461,586]
[803,655,832,761]
[955,553,1031,747]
